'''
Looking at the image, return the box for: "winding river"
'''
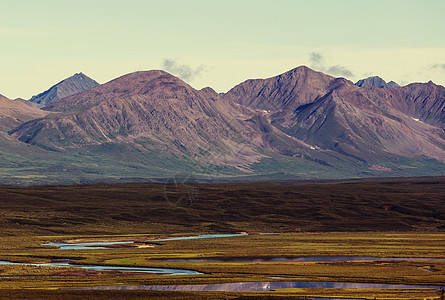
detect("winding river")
[31,234,445,292]
[43,233,248,250]
[0,260,202,275]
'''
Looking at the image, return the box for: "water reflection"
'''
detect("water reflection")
[43,241,136,250]
[148,256,445,263]
[43,233,247,250]
[0,260,202,275]
[77,281,443,291]
[150,233,248,242]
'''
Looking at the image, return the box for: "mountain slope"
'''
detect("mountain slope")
[29,73,99,106]
[392,81,445,128]
[0,94,48,132]
[284,79,445,162]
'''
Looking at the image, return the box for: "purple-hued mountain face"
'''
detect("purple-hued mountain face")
[0,94,48,132]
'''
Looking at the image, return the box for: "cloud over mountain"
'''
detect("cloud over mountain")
[308,52,354,78]
[161,58,205,81]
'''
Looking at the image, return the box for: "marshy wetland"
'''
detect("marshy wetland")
[1,177,445,299]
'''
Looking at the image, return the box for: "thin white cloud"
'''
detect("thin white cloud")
[431,63,445,71]
[308,52,354,78]
[326,65,354,78]
[161,59,206,82]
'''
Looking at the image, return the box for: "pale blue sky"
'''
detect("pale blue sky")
[1,0,444,98]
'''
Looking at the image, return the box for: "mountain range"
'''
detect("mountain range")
[2,68,445,184]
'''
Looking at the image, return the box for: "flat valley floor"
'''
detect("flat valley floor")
[0,177,445,299]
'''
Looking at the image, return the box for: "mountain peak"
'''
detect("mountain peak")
[386,81,400,88]
[43,70,196,113]
[72,72,88,78]
[283,65,332,78]
[29,73,99,106]
[289,65,312,73]
[107,70,177,83]
[91,70,189,95]
[355,76,400,88]
[223,65,335,112]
